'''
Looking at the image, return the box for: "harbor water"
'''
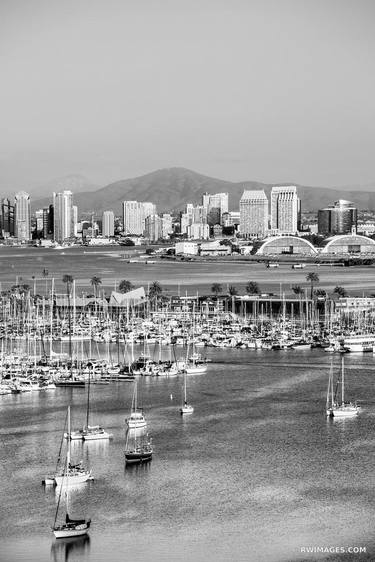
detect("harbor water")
[1,347,375,562]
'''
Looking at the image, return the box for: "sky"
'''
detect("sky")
[1,0,375,191]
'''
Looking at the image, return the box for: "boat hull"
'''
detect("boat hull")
[125,451,152,464]
[53,522,90,539]
[83,431,112,440]
[54,472,93,486]
[327,407,359,418]
[180,405,194,415]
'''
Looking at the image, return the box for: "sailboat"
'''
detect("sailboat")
[326,357,359,418]
[52,457,91,538]
[67,369,112,441]
[180,370,194,415]
[124,428,153,464]
[54,407,93,486]
[126,381,147,429]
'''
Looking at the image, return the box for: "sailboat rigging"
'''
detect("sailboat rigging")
[126,381,147,429]
[180,370,194,415]
[326,356,359,418]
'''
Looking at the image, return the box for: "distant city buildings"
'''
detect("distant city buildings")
[240,190,268,238]
[14,191,31,241]
[53,190,74,243]
[318,200,357,235]
[270,186,300,234]
[102,210,115,237]
[122,200,156,235]
[0,198,14,238]
[202,192,228,225]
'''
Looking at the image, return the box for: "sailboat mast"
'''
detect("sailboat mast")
[86,368,91,429]
[67,406,71,468]
[341,355,345,405]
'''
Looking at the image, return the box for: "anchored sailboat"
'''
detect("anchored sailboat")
[180,370,194,415]
[52,457,91,538]
[326,357,359,418]
[54,407,93,486]
[124,428,153,464]
[126,381,147,429]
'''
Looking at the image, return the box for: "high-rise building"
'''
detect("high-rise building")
[72,206,78,237]
[240,190,268,238]
[180,204,207,235]
[122,201,156,235]
[102,210,115,237]
[187,223,210,240]
[145,214,162,242]
[318,200,357,235]
[270,186,300,234]
[35,209,44,234]
[14,191,31,241]
[202,192,228,225]
[53,190,73,242]
[161,213,173,239]
[0,198,15,237]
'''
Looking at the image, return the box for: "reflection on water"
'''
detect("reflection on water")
[50,535,90,562]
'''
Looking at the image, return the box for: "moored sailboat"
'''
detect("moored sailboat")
[180,370,194,415]
[52,457,91,538]
[126,381,147,429]
[124,428,153,464]
[326,357,359,418]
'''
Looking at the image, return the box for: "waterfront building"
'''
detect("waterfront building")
[270,186,300,234]
[318,200,357,235]
[14,191,31,241]
[256,235,318,256]
[200,240,231,256]
[320,233,375,255]
[102,210,115,237]
[240,190,268,239]
[202,192,228,225]
[35,209,44,235]
[53,190,74,243]
[175,241,199,255]
[122,201,156,235]
[0,198,15,238]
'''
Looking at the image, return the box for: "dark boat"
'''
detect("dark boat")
[124,432,153,464]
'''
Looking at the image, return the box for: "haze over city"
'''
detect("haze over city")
[1,0,375,192]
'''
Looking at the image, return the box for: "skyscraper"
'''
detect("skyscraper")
[53,190,73,242]
[122,201,156,235]
[270,186,300,234]
[102,210,115,237]
[0,198,15,237]
[14,191,31,241]
[202,192,228,225]
[318,200,357,235]
[240,190,268,238]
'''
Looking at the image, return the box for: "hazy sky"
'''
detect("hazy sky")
[1,0,374,190]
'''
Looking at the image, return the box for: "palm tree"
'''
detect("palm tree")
[42,268,49,295]
[149,281,163,300]
[246,281,260,295]
[334,286,347,298]
[228,285,238,296]
[315,289,327,298]
[306,272,319,299]
[62,274,74,360]
[90,276,102,298]
[118,279,134,294]
[292,285,304,295]
[211,283,222,297]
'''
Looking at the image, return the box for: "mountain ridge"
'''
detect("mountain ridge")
[30,167,375,215]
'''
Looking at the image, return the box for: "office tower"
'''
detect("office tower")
[187,223,210,240]
[202,192,229,225]
[180,204,207,235]
[145,214,162,242]
[161,214,173,239]
[35,209,44,235]
[72,205,78,237]
[122,201,156,235]
[240,190,268,238]
[102,210,115,237]
[42,207,51,238]
[270,186,300,234]
[53,190,73,242]
[0,198,15,237]
[14,191,31,241]
[318,200,357,235]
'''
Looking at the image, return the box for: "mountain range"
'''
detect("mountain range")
[31,167,375,215]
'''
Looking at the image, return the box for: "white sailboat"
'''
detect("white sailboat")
[180,371,194,415]
[326,357,359,418]
[66,369,112,441]
[126,381,147,429]
[52,457,91,538]
[55,407,93,486]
